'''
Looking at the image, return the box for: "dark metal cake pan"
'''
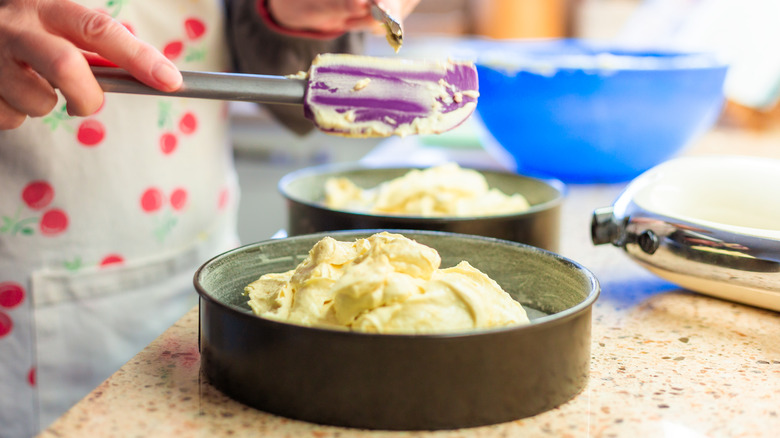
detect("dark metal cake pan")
[278,164,565,252]
[194,230,599,430]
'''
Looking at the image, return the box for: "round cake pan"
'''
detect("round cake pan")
[278,163,565,252]
[194,230,599,430]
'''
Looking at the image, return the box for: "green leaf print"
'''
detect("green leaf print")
[0,216,12,233]
[0,217,38,236]
[0,207,39,236]
[184,46,207,63]
[158,101,173,129]
[42,104,74,132]
[106,0,126,17]
[63,257,83,272]
[153,211,178,243]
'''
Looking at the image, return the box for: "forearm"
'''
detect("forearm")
[225,0,365,135]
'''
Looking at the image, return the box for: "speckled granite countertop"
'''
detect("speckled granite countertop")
[39,128,780,438]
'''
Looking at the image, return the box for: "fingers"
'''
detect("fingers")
[0,0,78,125]
[269,0,373,33]
[378,0,420,19]
[0,96,27,130]
[0,55,59,117]
[12,25,104,117]
[0,0,181,127]
[345,0,370,16]
[344,15,380,32]
[41,2,182,92]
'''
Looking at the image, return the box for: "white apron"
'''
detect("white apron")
[0,1,238,436]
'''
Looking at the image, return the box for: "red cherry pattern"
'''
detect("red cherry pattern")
[100,254,125,267]
[0,281,24,339]
[170,188,188,211]
[39,209,69,235]
[185,18,206,40]
[2,181,69,236]
[158,111,198,156]
[141,187,190,213]
[22,181,54,210]
[141,188,164,213]
[0,312,11,338]
[163,17,207,62]
[141,186,190,241]
[41,88,108,146]
[77,119,106,147]
[0,282,25,308]
[218,187,229,211]
[178,112,197,135]
[157,16,205,150]
[163,41,184,60]
[2,9,220,384]
[160,132,178,155]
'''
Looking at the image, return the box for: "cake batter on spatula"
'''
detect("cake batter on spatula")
[90,53,479,138]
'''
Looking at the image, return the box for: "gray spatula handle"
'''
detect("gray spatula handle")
[91,66,306,105]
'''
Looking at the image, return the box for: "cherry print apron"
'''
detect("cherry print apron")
[0,1,238,436]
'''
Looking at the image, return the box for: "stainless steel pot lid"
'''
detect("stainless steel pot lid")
[591,155,780,311]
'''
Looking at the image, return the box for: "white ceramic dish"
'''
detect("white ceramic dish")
[592,155,780,311]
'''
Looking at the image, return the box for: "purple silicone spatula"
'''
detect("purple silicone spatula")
[90,53,478,138]
[303,54,479,137]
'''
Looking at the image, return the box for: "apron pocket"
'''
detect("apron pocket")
[31,229,236,430]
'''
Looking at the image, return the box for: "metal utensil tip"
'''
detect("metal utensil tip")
[370,1,403,52]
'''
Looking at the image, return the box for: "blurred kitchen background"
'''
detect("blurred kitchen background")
[234,0,780,244]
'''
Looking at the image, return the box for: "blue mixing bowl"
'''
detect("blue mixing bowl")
[472,39,729,183]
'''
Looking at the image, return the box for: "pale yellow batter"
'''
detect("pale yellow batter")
[305,54,479,138]
[244,232,529,334]
[324,163,531,217]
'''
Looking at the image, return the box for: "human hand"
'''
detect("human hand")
[0,0,182,130]
[374,0,422,24]
[266,0,421,34]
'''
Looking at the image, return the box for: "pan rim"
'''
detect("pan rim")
[193,229,599,339]
[277,162,567,221]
